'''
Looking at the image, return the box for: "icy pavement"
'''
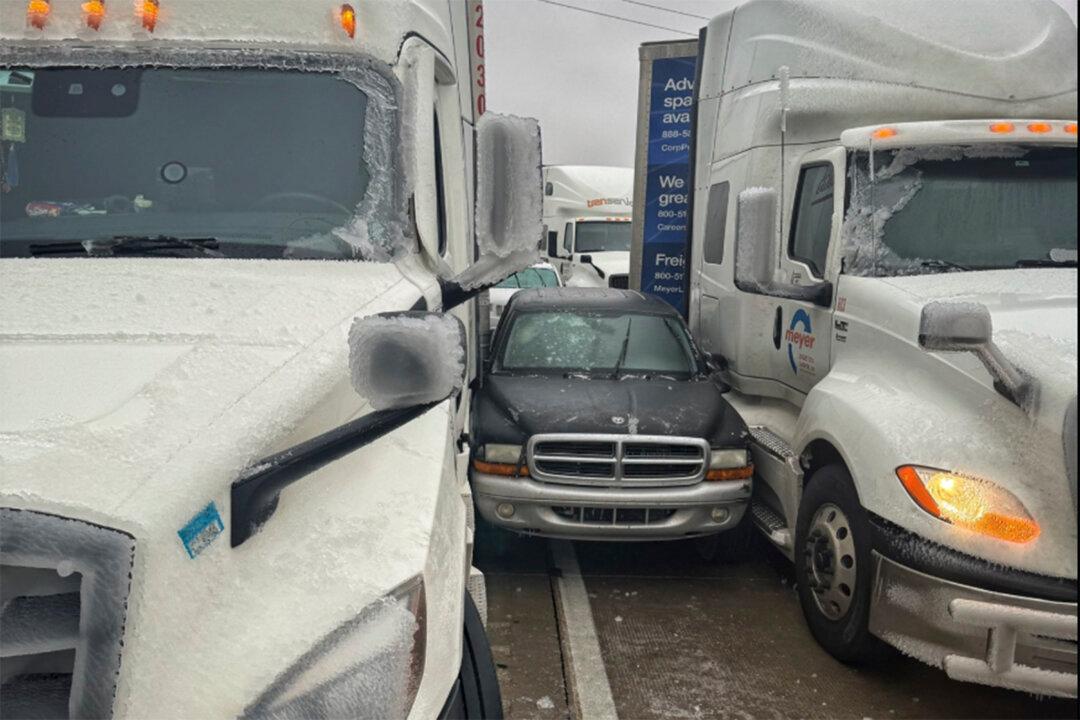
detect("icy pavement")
[475,526,1078,720]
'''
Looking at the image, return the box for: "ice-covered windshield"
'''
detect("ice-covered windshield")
[575,221,631,254]
[495,267,560,289]
[843,146,1077,275]
[497,310,697,376]
[0,67,389,261]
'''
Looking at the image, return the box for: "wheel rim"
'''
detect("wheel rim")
[803,502,857,620]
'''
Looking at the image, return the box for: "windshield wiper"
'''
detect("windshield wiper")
[29,236,223,258]
[1015,258,1078,268]
[610,318,633,380]
[920,259,971,273]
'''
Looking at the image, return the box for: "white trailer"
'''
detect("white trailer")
[542,164,633,288]
[0,1,542,717]
[684,0,1078,697]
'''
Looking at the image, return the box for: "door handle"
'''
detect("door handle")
[773,306,783,350]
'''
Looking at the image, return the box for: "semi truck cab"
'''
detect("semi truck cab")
[685,0,1078,697]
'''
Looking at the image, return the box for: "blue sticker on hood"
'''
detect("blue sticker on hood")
[178,502,224,559]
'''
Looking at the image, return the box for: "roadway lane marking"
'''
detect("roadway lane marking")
[550,540,618,720]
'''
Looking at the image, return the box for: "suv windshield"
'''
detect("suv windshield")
[497,310,697,376]
[495,266,560,289]
[843,146,1078,275]
[575,221,631,254]
[0,67,379,260]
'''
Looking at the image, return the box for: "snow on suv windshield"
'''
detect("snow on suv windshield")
[0,67,392,261]
[843,146,1078,275]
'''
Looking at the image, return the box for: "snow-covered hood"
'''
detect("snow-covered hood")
[880,269,1078,401]
[0,258,412,523]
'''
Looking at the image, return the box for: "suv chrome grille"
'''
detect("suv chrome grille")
[528,434,709,487]
[1,508,135,720]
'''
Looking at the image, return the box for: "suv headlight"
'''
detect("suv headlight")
[242,578,426,719]
[473,443,529,477]
[706,448,753,481]
[896,465,1039,543]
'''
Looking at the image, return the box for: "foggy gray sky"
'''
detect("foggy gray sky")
[484,0,1079,168]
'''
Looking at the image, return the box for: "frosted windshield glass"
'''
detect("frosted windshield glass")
[0,68,371,260]
[498,311,696,375]
[575,222,631,253]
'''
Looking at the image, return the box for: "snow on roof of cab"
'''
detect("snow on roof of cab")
[701,0,1077,103]
[0,0,453,66]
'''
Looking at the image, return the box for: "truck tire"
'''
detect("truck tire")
[794,463,886,664]
[440,593,504,719]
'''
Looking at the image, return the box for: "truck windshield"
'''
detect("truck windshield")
[0,67,379,260]
[844,146,1077,275]
[497,310,697,376]
[495,267,560,288]
[575,221,631,253]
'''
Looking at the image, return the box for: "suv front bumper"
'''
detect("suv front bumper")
[869,517,1078,698]
[471,470,751,541]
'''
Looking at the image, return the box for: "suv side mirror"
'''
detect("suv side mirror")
[919,302,1035,410]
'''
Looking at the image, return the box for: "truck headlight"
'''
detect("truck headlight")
[242,578,426,719]
[896,465,1039,543]
[706,448,753,481]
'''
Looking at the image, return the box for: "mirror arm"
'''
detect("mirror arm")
[589,262,606,280]
[230,401,439,548]
[974,343,1036,409]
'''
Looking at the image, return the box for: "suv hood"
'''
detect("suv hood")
[474,373,748,447]
[0,258,410,522]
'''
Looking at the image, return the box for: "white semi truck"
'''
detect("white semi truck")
[542,165,633,289]
[0,1,543,717]
[683,0,1078,697]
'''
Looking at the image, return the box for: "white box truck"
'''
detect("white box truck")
[682,0,1078,697]
[542,165,633,288]
[0,1,543,717]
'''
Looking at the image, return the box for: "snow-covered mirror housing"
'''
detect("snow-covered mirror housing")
[445,113,543,298]
[734,187,779,292]
[349,312,466,410]
[919,301,1035,410]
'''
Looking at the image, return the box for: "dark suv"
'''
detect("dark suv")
[470,288,752,541]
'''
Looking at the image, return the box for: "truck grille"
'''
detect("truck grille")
[1,508,135,720]
[607,274,629,289]
[529,434,709,487]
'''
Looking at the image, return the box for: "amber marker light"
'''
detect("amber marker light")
[1027,122,1053,134]
[27,0,50,29]
[140,0,159,32]
[340,4,357,39]
[896,465,1039,544]
[472,459,529,478]
[82,0,105,30]
[1065,123,1078,135]
[871,127,898,140]
[989,122,1015,134]
[705,465,754,481]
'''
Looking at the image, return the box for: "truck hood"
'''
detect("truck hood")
[880,269,1078,400]
[585,251,630,278]
[473,373,748,447]
[0,258,410,522]
[566,252,630,288]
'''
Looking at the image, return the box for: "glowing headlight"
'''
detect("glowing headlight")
[484,443,523,464]
[242,578,425,719]
[896,465,1039,543]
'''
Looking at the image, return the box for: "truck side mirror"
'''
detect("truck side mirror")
[919,302,1035,410]
[734,187,779,292]
[547,235,559,258]
[230,312,466,547]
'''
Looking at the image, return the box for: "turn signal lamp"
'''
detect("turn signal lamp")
[1066,123,1078,135]
[871,127,898,140]
[706,448,754,481]
[473,443,528,477]
[27,0,50,29]
[82,0,105,30]
[1027,122,1053,134]
[340,4,357,38]
[896,466,1039,544]
[989,122,1015,134]
[140,0,159,32]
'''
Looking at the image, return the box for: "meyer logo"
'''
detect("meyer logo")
[785,309,815,374]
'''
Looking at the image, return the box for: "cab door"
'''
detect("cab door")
[769,147,845,397]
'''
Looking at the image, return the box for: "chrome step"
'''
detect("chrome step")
[749,426,797,460]
[751,501,793,550]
